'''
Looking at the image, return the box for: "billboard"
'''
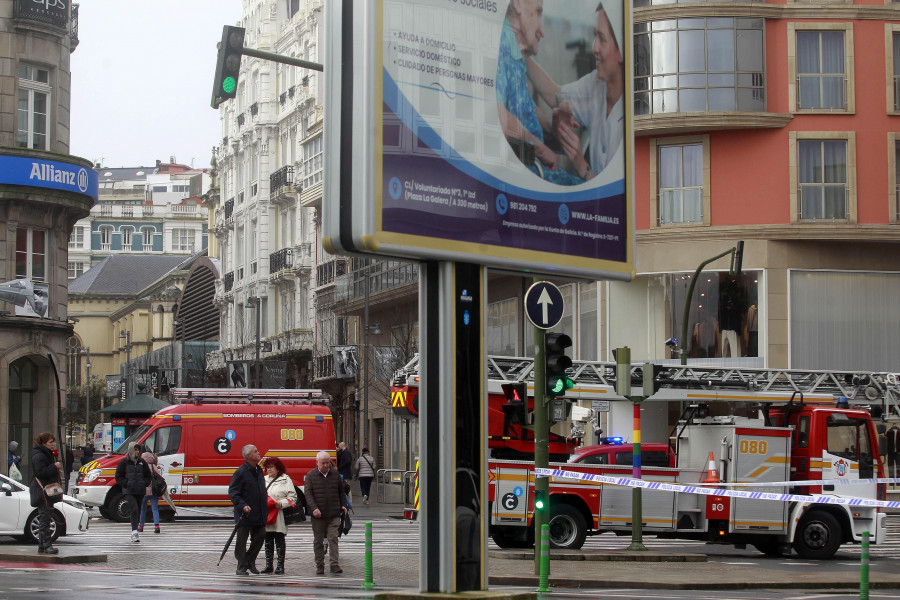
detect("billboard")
[227,361,250,388]
[324,0,633,280]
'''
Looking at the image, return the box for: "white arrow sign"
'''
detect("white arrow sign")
[537,287,553,325]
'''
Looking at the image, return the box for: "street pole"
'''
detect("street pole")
[363,262,370,449]
[119,330,131,399]
[254,297,261,388]
[533,323,547,576]
[81,347,91,443]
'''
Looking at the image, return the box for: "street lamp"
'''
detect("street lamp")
[361,260,382,451]
[246,297,261,388]
[119,330,132,398]
[80,347,91,443]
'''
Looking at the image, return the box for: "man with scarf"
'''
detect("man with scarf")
[115,442,152,543]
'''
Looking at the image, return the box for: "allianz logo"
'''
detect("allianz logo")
[29,162,90,193]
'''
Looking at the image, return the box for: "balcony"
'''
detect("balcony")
[270,165,295,204]
[171,204,198,216]
[292,243,312,277]
[224,271,234,293]
[250,102,258,117]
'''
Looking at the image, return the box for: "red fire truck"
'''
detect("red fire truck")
[391,355,899,558]
[75,388,334,522]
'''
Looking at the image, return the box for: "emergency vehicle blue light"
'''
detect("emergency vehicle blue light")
[173,415,181,421]
[315,416,324,422]
[599,436,623,445]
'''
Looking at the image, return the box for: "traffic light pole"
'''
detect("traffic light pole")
[533,325,548,576]
[239,47,323,71]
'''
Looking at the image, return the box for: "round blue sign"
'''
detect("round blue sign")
[389,177,402,200]
[513,486,524,497]
[524,281,564,330]
[225,430,237,441]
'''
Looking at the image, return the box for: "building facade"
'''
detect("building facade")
[67,161,211,278]
[0,0,93,478]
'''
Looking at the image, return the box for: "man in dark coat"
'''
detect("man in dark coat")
[305,451,348,574]
[115,442,152,543]
[228,444,267,575]
[336,441,352,480]
[30,432,62,554]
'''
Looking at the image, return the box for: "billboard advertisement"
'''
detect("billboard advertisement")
[324,0,633,280]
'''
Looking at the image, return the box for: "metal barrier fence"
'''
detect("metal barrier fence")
[376,468,417,504]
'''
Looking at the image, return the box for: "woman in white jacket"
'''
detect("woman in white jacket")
[261,457,297,575]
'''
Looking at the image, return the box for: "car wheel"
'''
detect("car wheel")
[793,510,842,559]
[25,510,60,544]
[548,503,587,550]
[107,492,132,523]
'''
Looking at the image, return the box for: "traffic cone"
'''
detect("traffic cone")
[702,452,719,484]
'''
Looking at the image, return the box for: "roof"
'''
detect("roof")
[68,254,194,295]
[96,167,156,182]
[99,390,171,415]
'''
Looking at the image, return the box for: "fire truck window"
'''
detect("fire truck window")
[643,452,671,467]
[580,454,608,465]
[615,452,634,466]
[797,416,809,448]
[143,426,182,456]
[826,416,870,463]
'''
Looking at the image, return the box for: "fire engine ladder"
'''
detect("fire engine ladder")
[171,388,330,405]
[392,355,900,419]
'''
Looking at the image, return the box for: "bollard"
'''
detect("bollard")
[537,523,550,593]
[364,521,375,588]
[860,530,869,600]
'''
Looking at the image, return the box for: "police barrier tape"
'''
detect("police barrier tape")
[680,477,900,488]
[534,468,900,509]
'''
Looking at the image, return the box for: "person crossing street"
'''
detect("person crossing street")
[305,451,348,575]
[114,442,152,543]
[228,444,267,576]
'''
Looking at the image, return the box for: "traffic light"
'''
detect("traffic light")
[501,382,527,435]
[545,332,573,398]
[642,363,664,397]
[534,489,546,511]
[211,26,245,108]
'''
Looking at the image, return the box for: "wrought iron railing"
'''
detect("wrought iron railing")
[224,198,234,220]
[224,271,234,293]
[270,165,294,197]
[270,247,293,273]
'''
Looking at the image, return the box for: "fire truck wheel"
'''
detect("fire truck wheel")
[548,504,587,550]
[107,492,132,523]
[793,510,841,559]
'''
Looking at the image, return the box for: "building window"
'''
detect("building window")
[789,24,854,113]
[889,134,900,223]
[301,136,323,189]
[634,18,765,115]
[99,226,113,251]
[888,27,900,114]
[69,226,84,249]
[487,298,518,355]
[68,262,84,279]
[142,227,154,251]
[17,64,50,150]
[798,140,847,220]
[16,228,46,282]
[172,228,194,252]
[651,135,711,227]
[122,227,133,251]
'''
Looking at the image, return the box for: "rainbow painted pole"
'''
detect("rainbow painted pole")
[538,523,550,592]
[860,530,869,600]
[364,521,374,588]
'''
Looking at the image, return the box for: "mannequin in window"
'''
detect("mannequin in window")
[742,304,758,357]
[690,316,719,358]
[887,424,900,486]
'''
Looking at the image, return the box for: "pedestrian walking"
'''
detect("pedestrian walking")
[305,450,348,575]
[62,445,74,493]
[227,444,267,576]
[114,442,152,543]
[336,441,353,480]
[354,447,376,504]
[138,451,162,534]
[260,457,297,575]
[29,432,62,554]
[8,440,22,481]
[80,440,94,468]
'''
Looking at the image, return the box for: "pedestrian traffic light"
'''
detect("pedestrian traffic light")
[211,26,245,109]
[545,332,573,398]
[501,382,527,434]
[534,489,546,510]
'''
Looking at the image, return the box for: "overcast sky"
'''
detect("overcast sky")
[70,1,240,169]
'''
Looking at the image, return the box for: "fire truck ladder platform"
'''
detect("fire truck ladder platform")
[392,354,900,418]
[171,388,329,405]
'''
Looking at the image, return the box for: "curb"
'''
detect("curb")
[0,551,107,564]
[488,576,900,591]
[488,549,707,562]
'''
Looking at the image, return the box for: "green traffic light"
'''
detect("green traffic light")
[549,377,565,394]
[222,76,236,94]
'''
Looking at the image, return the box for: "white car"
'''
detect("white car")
[0,473,90,544]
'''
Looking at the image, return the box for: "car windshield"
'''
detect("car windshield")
[112,424,152,454]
